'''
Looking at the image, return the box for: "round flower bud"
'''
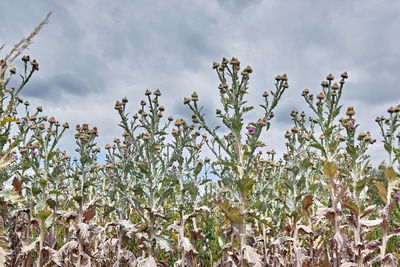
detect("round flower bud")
[168,115,173,121]
[302,88,309,96]
[183,97,190,104]
[31,59,39,71]
[115,101,122,110]
[263,91,269,97]
[346,106,355,117]
[341,72,348,79]
[326,73,334,81]
[213,62,219,69]
[22,55,30,62]
[191,91,198,101]
[332,83,339,90]
[10,67,16,74]
[317,92,325,100]
[154,89,161,96]
[145,89,151,96]
[245,65,252,73]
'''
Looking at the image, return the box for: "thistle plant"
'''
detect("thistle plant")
[186,57,287,266]
[167,116,210,266]
[373,106,400,265]
[112,90,180,264]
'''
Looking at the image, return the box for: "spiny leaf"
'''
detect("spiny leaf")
[237,176,256,196]
[374,182,387,204]
[323,161,337,179]
[385,166,397,181]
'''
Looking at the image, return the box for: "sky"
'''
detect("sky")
[1,0,400,165]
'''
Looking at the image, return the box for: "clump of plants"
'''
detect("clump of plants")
[1,15,400,267]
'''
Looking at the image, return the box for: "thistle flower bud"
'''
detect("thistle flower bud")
[291,126,298,133]
[10,67,16,74]
[115,100,122,110]
[143,133,150,141]
[275,75,281,81]
[326,73,334,81]
[121,97,128,104]
[175,119,182,127]
[133,113,138,119]
[55,121,60,127]
[291,108,298,117]
[49,117,56,124]
[245,65,252,73]
[168,115,173,121]
[222,57,228,65]
[24,100,29,106]
[364,133,372,142]
[22,55,30,62]
[152,88,161,96]
[282,81,289,88]
[183,97,190,104]
[341,72,348,79]
[302,88,309,96]
[319,134,325,140]
[229,57,239,66]
[39,123,45,130]
[191,91,198,101]
[332,83,339,90]
[321,81,328,87]
[357,132,366,140]
[388,106,395,113]
[158,105,165,112]
[285,130,291,138]
[317,92,325,100]
[140,100,146,106]
[145,89,151,96]
[346,106,355,117]
[263,91,269,97]
[63,122,69,129]
[213,62,219,69]
[31,59,39,71]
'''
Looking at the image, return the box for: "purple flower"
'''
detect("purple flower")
[26,143,31,147]
[32,151,37,156]
[123,152,128,157]
[21,120,26,125]
[373,139,377,143]
[172,165,177,170]
[350,125,356,129]
[258,150,262,155]
[309,94,313,99]
[394,193,400,199]
[109,173,115,178]
[248,128,255,133]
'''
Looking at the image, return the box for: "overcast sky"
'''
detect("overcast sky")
[1,0,400,165]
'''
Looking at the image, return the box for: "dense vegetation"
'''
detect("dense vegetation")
[1,17,400,267]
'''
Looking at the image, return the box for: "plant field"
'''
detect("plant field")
[1,18,400,267]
